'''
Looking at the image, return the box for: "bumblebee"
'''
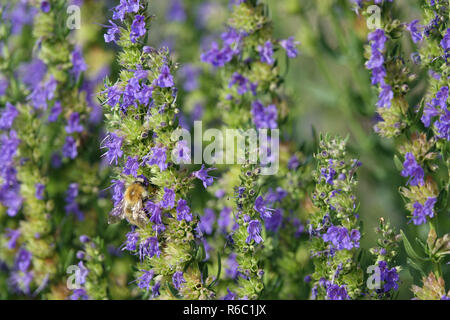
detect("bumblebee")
[108,178,156,228]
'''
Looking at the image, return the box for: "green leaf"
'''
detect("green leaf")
[401,230,429,262]
[207,252,221,289]
[406,257,426,278]
[394,155,403,171]
[167,281,181,299]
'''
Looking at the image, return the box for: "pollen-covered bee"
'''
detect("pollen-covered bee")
[108,177,156,228]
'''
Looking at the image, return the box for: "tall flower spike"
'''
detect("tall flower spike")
[101,0,214,300]
[309,135,364,300]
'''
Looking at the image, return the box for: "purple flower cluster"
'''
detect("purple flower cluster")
[406,20,423,43]
[167,0,186,22]
[193,164,216,188]
[199,208,215,235]
[28,76,57,110]
[172,271,186,290]
[102,133,124,165]
[228,72,254,95]
[322,226,360,250]
[421,86,449,141]
[112,0,142,22]
[401,152,424,186]
[0,129,22,216]
[257,41,274,65]
[142,146,168,172]
[65,183,84,220]
[201,28,242,67]
[411,197,436,225]
[251,100,278,129]
[9,248,33,295]
[139,236,161,259]
[280,37,300,58]
[378,261,399,292]
[176,199,192,222]
[246,219,263,244]
[71,47,87,78]
[366,29,393,108]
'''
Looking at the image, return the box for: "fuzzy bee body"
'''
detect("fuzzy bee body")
[108,182,150,228]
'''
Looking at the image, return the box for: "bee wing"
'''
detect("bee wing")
[108,200,125,224]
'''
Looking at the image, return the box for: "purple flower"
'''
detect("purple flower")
[193,165,216,188]
[218,207,232,233]
[178,64,200,91]
[48,101,62,122]
[65,112,84,134]
[280,37,300,58]
[18,59,46,90]
[176,199,192,222]
[251,100,278,129]
[62,136,77,159]
[9,270,33,295]
[0,186,22,217]
[172,271,186,290]
[143,146,168,172]
[155,64,174,88]
[257,41,274,65]
[71,47,87,78]
[223,288,237,300]
[29,76,57,110]
[225,253,240,279]
[35,183,45,200]
[70,288,89,300]
[322,226,359,250]
[246,220,263,244]
[436,110,450,140]
[104,20,120,43]
[160,187,175,209]
[411,197,436,225]
[139,236,161,259]
[75,261,89,285]
[5,228,20,250]
[366,29,387,85]
[0,103,19,130]
[326,284,350,300]
[15,248,31,272]
[123,156,140,177]
[201,42,237,67]
[40,1,51,13]
[102,133,123,165]
[320,167,336,185]
[172,140,191,164]
[137,269,155,291]
[406,20,423,43]
[199,208,215,235]
[130,15,146,43]
[377,84,393,108]
[254,196,272,219]
[152,281,161,298]
[378,261,399,292]
[401,152,424,186]
[167,0,186,22]
[265,208,283,232]
[0,78,8,96]
[288,155,300,170]
[146,201,163,225]
[228,72,249,95]
[112,0,140,21]
[111,179,124,206]
[65,183,84,220]
[79,235,90,243]
[441,28,450,52]
[123,230,139,251]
